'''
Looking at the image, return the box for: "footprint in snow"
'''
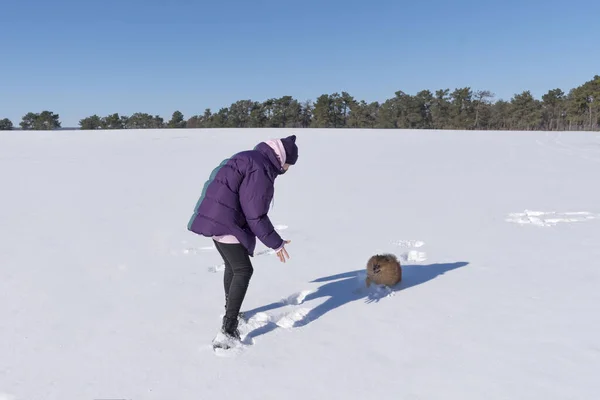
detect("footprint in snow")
[210,307,310,357]
[506,210,600,227]
[275,308,311,329]
[236,291,314,336]
[400,250,428,263]
[390,239,427,263]
[284,290,312,305]
[181,240,216,255]
[207,263,225,273]
[393,239,425,248]
[254,248,276,256]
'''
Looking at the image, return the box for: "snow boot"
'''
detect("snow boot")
[221,315,241,340]
[212,316,242,351]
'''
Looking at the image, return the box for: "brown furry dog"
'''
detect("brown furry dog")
[365,253,402,287]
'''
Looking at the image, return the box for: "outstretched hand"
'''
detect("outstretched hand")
[277,240,291,263]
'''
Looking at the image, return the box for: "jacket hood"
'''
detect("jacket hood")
[255,135,298,175]
[255,142,285,175]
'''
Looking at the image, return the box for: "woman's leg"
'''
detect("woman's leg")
[213,240,233,307]
[213,242,254,322]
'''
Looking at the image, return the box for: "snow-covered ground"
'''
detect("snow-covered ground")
[1,128,599,400]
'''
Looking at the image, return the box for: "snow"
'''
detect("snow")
[1,128,599,399]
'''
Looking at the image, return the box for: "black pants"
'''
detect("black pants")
[213,240,254,319]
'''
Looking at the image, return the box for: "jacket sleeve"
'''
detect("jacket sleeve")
[238,169,284,250]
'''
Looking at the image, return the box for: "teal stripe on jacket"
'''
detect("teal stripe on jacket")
[187,157,230,231]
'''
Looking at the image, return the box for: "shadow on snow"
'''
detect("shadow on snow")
[243,261,469,340]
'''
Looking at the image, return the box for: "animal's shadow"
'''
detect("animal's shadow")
[243,261,469,340]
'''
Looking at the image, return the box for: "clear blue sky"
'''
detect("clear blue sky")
[2,0,599,127]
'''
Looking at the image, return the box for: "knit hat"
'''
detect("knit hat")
[280,135,298,165]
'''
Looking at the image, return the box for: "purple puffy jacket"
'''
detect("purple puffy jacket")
[187,137,297,256]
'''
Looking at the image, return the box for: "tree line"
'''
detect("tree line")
[1,75,598,131]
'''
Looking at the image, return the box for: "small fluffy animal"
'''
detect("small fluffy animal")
[365,253,402,287]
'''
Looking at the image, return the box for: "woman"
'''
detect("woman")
[187,135,298,341]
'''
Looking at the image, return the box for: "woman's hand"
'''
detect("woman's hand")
[277,240,291,263]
